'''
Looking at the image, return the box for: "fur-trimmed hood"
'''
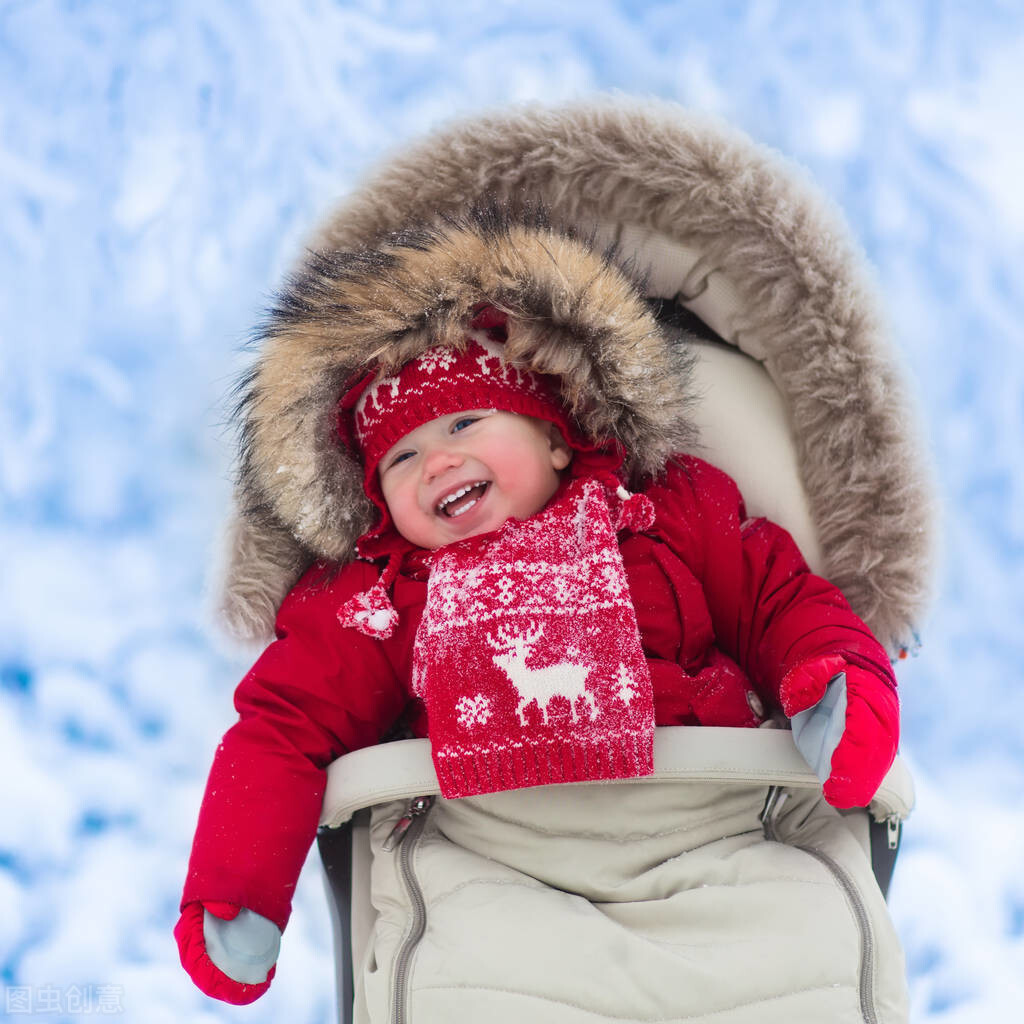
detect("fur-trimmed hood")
[235,213,693,563]
[218,96,936,654]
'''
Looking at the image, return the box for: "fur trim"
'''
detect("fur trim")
[235,212,694,562]
[219,96,936,653]
[213,507,312,648]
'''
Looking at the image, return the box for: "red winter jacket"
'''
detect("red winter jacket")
[181,456,895,932]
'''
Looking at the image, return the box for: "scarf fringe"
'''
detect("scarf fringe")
[433,730,655,798]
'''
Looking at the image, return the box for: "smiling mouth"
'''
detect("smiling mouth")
[437,481,490,518]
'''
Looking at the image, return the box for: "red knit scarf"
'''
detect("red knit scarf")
[411,477,656,798]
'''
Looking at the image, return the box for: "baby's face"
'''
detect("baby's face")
[378,409,571,549]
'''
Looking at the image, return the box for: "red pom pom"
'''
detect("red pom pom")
[337,580,399,638]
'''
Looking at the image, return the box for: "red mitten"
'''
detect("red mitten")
[820,665,899,808]
[781,656,899,810]
[174,901,276,1005]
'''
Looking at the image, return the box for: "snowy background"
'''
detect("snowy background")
[2,1,1023,1021]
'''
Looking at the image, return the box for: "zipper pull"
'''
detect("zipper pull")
[759,785,789,841]
[383,796,434,852]
[886,813,901,851]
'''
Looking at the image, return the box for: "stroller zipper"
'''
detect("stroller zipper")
[388,795,434,1024]
[383,795,434,852]
[798,843,879,1024]
[886,814,901,851]
[761,786,879,1024]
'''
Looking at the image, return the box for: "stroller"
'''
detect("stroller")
[218,97,934,1023]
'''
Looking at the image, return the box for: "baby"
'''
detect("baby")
[176,315,899,1006]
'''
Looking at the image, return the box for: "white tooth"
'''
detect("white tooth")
[450,499,478,517]
[437,481,486,512]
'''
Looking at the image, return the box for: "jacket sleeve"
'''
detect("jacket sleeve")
[645,456,896,706]
[181,561,410,932]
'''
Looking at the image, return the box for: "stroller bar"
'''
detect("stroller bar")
[319,725,914,830]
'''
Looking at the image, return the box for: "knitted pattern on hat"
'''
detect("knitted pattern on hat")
[412,476,656,798]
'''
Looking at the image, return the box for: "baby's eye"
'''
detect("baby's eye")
[388,451,415,468]
[452,416,479,433]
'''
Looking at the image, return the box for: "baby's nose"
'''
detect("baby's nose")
[423,446,463,480]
